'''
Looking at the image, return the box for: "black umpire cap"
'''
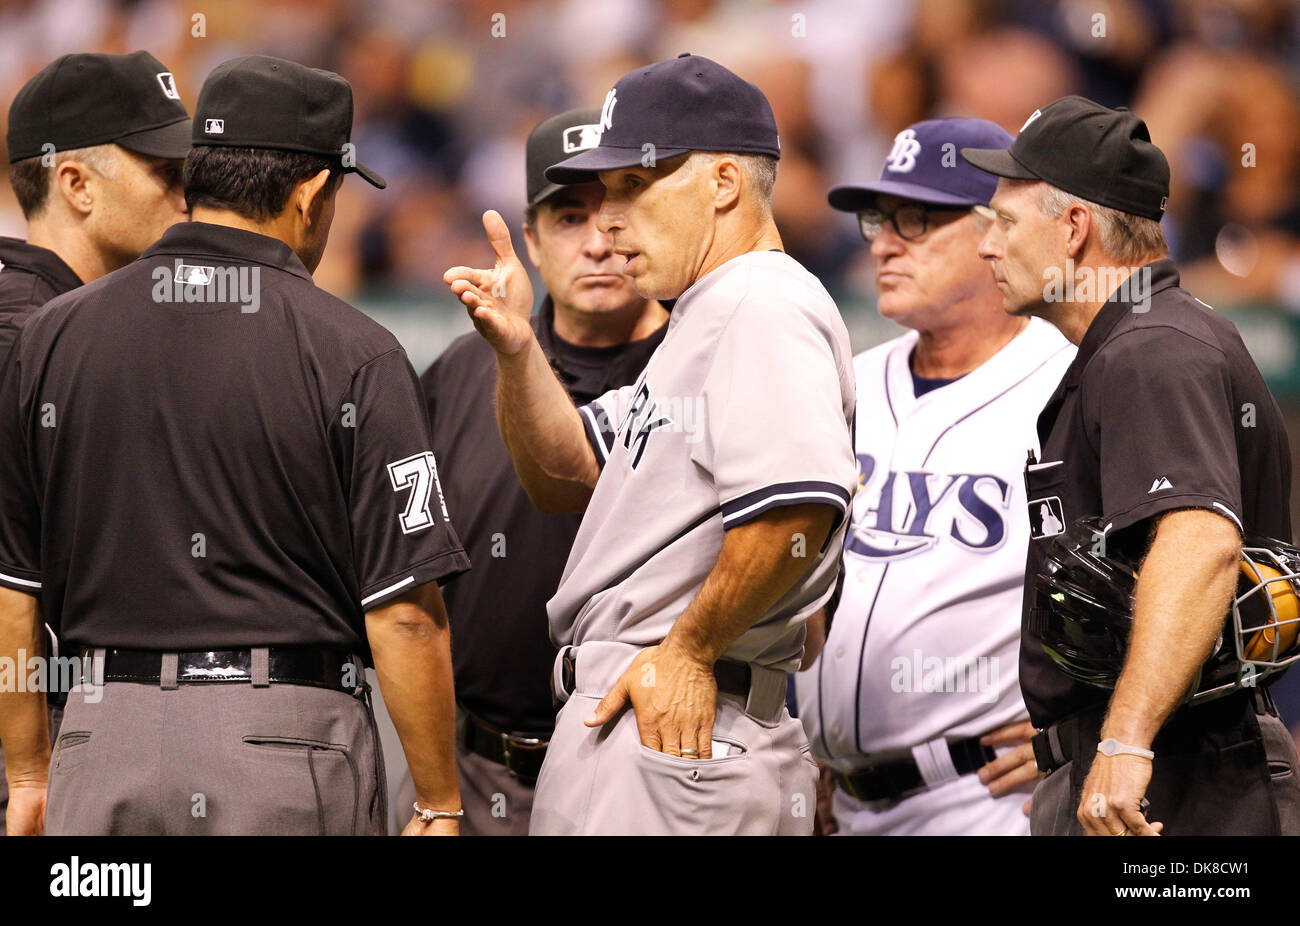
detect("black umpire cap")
[527,108,603,206]
[960,95,1170,221]
[7,51,191,163]
[545,53,780,185]
[192,55,386,189]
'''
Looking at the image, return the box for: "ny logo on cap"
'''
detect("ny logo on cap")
[600,88,618,132]
[885,129,921,173]
[563,123,602,153]
[204,118,225,135]
[1020,108,1043,131]
[156,72,180,101]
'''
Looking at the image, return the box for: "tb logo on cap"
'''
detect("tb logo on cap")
[600,88,618,133]
[156,72,180,101]
[885,129,922,173]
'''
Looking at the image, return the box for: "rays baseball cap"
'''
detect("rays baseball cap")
[527,108,603,206]
[828,118,1013,212]
[960,95,1170,220]
[545,53,780,184]
[7,51,191,163]
[192,55,385,189]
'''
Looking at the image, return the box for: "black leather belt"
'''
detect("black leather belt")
[457,707,550,785]
[82,647,358,693]
[558,650,752,701]
[833,736,996,803]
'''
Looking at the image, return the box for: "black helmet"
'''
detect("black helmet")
[1032,517,1300,705]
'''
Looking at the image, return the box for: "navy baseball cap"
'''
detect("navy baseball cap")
[960,96,1170,220]
[545,53,779,185]
[828,118,1012,212]
[193,55,386,189]
[526,108,603,206]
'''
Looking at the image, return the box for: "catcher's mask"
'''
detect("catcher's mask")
[1031,516,1300,705]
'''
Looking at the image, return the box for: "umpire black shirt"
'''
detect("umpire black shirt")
[0,221,469,655]
[0,237,83,364]
[422,297,664,732]
[1021,258,1292,728]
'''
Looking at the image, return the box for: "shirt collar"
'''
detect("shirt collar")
[1062,257,1180,387]
[0,236,84,295]
[142,221,313,281]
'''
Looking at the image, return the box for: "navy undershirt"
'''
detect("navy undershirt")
[910,350,964,397]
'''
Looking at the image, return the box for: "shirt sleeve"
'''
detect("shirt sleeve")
[0,335,41,595]
[337,349,470,611]
[1095,328,1243,534]
[578,382,639,469]
[693,296,856,534]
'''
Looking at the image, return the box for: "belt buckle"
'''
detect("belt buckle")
[500,732,546,782]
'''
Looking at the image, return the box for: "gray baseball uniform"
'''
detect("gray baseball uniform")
[530,249,857,836]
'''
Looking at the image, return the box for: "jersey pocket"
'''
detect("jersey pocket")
[241,736,361,836]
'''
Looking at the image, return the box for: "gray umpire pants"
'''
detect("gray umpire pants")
[0,704,63,836]
[530,640,817,836]
[46,651,384,836]
[1031,711,1300,836]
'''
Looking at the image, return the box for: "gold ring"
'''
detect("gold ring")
[1112,828,1128,836]
[681,749,699,757]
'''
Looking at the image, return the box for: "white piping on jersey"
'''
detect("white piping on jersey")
[579,404,611,463]
[721,489,848,526]
[1212,501,1243,531]
[0,569,40,590]
[361,574,415,606]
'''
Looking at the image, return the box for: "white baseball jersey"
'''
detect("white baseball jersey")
[798,317,1074,763]
[547,250,858,671]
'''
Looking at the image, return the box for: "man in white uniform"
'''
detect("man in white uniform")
[797,118,1075,835]
[444,54,857,835]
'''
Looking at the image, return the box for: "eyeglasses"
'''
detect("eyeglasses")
[857,204,982,242]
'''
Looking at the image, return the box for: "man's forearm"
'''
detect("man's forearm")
[365,584,460,811]
[665,504,835,664]
[0,587,50,787]
[495,336,599,511]
[1102,509,1241,746]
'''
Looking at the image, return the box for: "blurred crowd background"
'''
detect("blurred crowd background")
[4,0,1300,720]
[2,0,1299,363]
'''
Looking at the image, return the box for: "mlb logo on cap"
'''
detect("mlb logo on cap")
[562,123,602,154]
[204,118,225,135]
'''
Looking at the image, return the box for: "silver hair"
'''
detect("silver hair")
[1038,184,1166,265]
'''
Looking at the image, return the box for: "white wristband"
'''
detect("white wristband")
[1097,738,1154,760]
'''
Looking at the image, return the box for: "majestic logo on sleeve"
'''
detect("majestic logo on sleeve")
[884,129,922,173]
[844,454,1013,560]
